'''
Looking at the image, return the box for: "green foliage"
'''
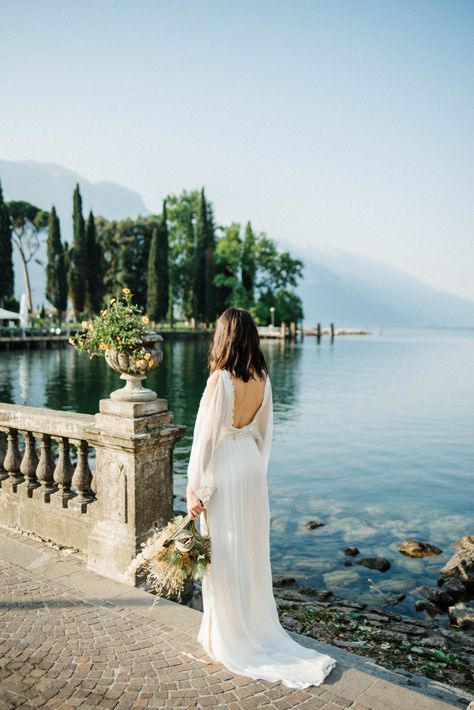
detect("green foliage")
[115,218,155,308]
[3,179,303,326]
[214,223,245,311]
[241,221,256,306]
[68,289,154,374]
[45,206,68,320]
[193,189,208,322]
[0,180,14,308]
[165,191,200,320]
[146,200,169,322]
[85,210,105,316]
[69,184,87,319]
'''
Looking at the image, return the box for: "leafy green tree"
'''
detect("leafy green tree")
[45,206,68,322]
[214,223,244,313]
[252,233,304,325]
[94,216,121,299]
[69,184,87,321]
[7,200,49,311]
[85,210,104,316]
[165,190,200,320]
[116,218,155,309]
[0,180,14,309]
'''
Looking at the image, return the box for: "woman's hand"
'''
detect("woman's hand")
[186,482,205,520]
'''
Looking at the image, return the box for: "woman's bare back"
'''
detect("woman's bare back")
[229,373,266,429]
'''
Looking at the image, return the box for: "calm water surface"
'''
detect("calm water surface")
[1,327,473,618]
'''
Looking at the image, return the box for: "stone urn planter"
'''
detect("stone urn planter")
[104,331,163,402]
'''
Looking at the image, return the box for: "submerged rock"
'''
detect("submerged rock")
[400,540,442,558]
[356,557,391,572]
[343,546,360,556]
[304,519,325,530]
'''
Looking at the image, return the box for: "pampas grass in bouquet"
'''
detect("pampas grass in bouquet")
[125,512,211,602]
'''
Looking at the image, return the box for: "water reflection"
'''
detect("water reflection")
[0,329,473,618]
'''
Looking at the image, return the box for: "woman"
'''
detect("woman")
[186,308,336,688]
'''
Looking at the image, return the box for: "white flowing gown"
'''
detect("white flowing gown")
[187,368,337,689]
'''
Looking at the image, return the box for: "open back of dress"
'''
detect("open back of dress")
[187,368,336,689]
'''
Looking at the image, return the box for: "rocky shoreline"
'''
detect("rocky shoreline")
[271,574,474,693]
[185,570,473,693]
[185,533,474,693]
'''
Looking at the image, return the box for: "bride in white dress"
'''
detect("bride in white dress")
[186,308,336,689]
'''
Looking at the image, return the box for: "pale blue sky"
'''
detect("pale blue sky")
[1,0,473,299]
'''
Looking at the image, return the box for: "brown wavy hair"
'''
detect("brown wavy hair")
[209,308,267,382]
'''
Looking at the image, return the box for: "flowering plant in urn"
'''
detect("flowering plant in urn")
[68,288,163,401]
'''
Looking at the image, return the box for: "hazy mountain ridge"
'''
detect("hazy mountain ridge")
[2,159,473,325]
[292,245,474,327]
[0,159,149,230]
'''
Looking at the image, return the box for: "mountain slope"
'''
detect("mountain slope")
[0,159,149,227]
[295,247,474,327]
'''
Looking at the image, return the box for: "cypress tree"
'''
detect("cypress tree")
[204,199,216,324]
[45,206,68,322]
[85,210,104,315]
[193,189,217,324]
[242,221,256,305]
[146,226,160,321]
[193,189,208,323]
[0,180,14,308]
[69,184,87,321]
[146,201,169,322]
[158,200,169,320]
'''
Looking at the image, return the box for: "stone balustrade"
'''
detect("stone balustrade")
[0,395,186,582]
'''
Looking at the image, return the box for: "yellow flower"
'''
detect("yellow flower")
[109,298,116,304]
[122,287,131,295]
[99,342,108,351]
[81,320,89,330]
[141,315,149,324]
[144,352,151,360]
[101,309,107,316]
[68,337,75,345]
[147,359,155,368]
[135,359,146,368]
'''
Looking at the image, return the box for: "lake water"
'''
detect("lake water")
[1,327,473,618]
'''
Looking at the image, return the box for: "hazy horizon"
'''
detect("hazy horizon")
[1,1,473,300]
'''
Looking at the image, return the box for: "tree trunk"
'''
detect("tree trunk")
[18,248,33,312]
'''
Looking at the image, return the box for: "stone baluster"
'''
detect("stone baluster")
[36,434,56,497]
[4,428,23,489]
[20,431,40,490]
[0,431,8,482]
[71,440,94,505]
[53,437,74,501]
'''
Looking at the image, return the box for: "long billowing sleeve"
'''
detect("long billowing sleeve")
[254,375,273,477]
[187,370,226,505]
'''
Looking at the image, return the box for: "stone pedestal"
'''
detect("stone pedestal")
[87,397,186,583]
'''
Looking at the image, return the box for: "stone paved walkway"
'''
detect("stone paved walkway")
[0,526,471,710]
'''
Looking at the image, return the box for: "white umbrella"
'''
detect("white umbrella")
[20,294,30,329]
[0,307,20,322]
